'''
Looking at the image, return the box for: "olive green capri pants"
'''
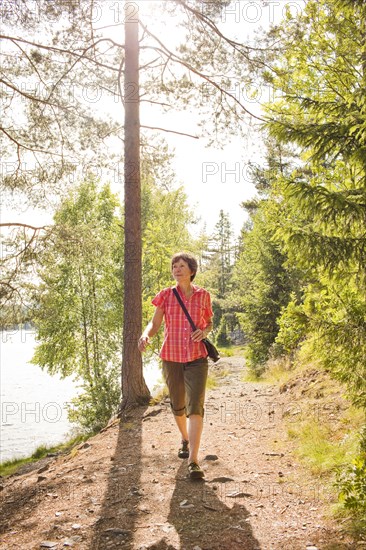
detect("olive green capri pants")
[162,357,208,417]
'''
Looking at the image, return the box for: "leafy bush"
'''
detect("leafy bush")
[335,426,366,530]
[335,455,366,522]
[67,367,121,433]
[274,294,309,354]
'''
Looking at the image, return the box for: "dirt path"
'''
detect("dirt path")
[0,357,356,549]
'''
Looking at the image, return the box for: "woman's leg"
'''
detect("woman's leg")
[184,357,208,465]
[187,414,203,463]
[173,414,189,443]
[162,361,189,442]
[162,358,208,469]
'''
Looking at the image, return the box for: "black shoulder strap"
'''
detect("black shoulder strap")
[172,287,197,332]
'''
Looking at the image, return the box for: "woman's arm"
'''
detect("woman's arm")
[191,290,214,342]
[138,306,164,352]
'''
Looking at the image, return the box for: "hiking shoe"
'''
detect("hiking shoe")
[188,461,204,479]
[178,440,189,459]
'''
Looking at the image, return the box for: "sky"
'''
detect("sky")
[158,1,306,236]
[164,123,261,236]
[1,0,306,239]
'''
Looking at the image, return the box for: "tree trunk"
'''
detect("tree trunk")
[120,2,150,410]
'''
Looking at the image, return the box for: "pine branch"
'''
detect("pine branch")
[141,125,198,139]
[139,21,266,123]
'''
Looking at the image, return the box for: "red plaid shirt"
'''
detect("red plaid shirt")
[152,285,213,363]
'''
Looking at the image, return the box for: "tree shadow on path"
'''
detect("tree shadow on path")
[89,404,148,550]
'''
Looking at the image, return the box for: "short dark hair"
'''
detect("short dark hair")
[171,252,198,281]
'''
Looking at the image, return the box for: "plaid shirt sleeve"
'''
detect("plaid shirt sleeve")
[203,291,213,323]
[152,288,167,312]
[152,285,213,363]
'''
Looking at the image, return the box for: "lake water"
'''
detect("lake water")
[0,329,163,463]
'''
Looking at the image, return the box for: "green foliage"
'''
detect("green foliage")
[261,0,366,410]
[336,454,366,518]
[305,279,366,409]
[31,180,123,432]
[1,0,262,200]
[260,356,295,386]
[215,314,230,347]
[206,375,218,390]
[273,164,366,276]
[141,182,193,297]
[274,295,309,355]
[220,347,234,357]
[335,426,366,530]
[257,1,366,528]
[232,203,295,377]
[201,210,234,300]
[67,372,121,432]
[29,176,200,430]
[264,0,366,168]
[335,425,366,533]
[230,136,302,376]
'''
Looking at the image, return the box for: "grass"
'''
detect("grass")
[242,370,261,382]
[239,346,366,538]
[287,412,366,541]
[218,344,245,357]
[149,384,169,405]
[206,374,218,389]
[287,419,358,476]
[282,376,366,542]
[244,354,311,385]
[0,433,89,477]
[283,365,364,477]
[219,347,234,357]
[261,356,296,385]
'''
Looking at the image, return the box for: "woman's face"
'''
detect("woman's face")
[172,259,193,283]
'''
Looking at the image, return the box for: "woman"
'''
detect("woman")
[138,252,213,479]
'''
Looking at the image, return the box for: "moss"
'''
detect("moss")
[0,433,88,477]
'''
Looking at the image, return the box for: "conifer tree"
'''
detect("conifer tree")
[231,138,298,375]
[262,0,366,405]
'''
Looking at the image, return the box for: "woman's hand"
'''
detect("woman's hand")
[138,335,150,352]
[191,329,206,342]
[138,309,163,353]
